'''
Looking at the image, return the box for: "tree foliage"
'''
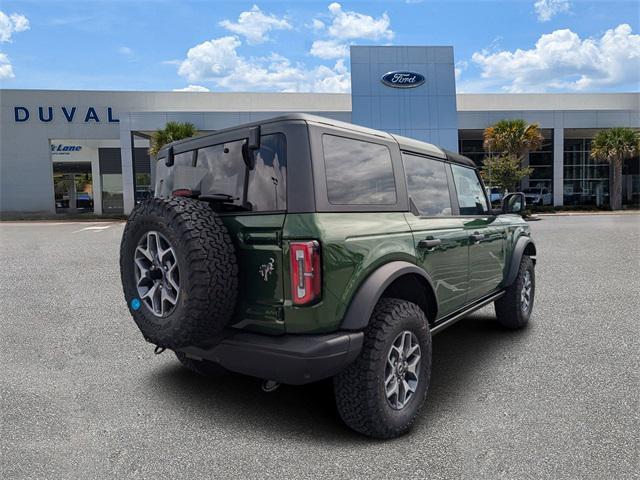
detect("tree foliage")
[481,155,533,193]
[590,127,640,210]
[590,127,639,165]
[149,122,197,158]
[483,119,544,159]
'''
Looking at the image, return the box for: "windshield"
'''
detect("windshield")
[155,133,287,212]
[523,188,541,194]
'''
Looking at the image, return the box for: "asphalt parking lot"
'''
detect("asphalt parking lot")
[1,214,638,479]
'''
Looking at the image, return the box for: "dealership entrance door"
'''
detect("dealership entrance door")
[53,162,94,213]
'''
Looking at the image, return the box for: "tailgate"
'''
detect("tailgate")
[221,213,286,334]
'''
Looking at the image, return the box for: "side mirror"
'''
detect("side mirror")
[165,146,175,167]
[502,192,526,214]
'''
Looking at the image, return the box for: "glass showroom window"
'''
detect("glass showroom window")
[528,130,554,193]
[458,134,485,167]
[563,138,609,206]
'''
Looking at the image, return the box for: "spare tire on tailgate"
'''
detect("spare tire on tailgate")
[120,196,238,348]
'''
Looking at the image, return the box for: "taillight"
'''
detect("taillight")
[172,189,194,197]
[289,241,321,305]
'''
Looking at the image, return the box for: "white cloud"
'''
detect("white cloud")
[471,24,640,92]
[219,5,291,45]
[310,39,349,60]
[178,36,242,82]
[173,85,211,92]
[176,35,350,93]
[0,11,29,42]
[311,19,325,31]
[534,0,570,22]
[308,3,393,59]
[118,46,134,56]
[454,60,468,81]
[0,52,14,79]
[325,3,393,41]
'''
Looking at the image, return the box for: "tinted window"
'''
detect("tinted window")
[155,151,195,197]
[197,140,245,200]
[247,133,287,211]
[197,133,287,212]
[322,134,396,205]
[155,133,286,212]
[402,153,452,216]
[451,164,489,215]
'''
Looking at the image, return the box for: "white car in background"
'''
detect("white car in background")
[523,187,552,206]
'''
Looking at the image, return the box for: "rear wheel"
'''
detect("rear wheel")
[334,298,432,439]
[120,196,238,349]
[495,255,535,329]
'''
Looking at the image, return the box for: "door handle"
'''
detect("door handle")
[469,232,485,244]
[418,238,442,250]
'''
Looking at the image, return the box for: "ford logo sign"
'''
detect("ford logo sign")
[381,71,425,89]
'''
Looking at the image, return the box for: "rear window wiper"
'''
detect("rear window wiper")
[172,189,252,211]
[198,193,237,202]
[198,192,253,211]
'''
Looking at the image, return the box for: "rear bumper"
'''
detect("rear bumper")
[176,330,364,385]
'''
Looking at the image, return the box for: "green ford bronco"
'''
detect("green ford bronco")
[120,114,536,439]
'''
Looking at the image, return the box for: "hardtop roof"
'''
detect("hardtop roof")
[156,113,475,168]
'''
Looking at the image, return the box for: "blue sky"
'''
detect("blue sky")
[0,0,638,93]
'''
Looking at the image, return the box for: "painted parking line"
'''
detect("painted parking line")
[72,224,113,233]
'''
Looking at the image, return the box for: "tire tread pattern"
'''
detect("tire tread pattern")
[334,298,431,439]
[495,255,534,329]
[120,196,238,348]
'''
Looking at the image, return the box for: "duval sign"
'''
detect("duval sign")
[14,106,119,123]
[381,71,426,88]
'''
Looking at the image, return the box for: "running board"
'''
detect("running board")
[430,290,505,335]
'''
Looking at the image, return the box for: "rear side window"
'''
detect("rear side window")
[322,134,396,205]
[451,164,489,215]
[402,153,452,216]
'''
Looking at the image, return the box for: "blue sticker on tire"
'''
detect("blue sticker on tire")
[131,298,141,310]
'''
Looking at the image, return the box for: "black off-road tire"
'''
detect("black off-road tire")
[120,196,238,349]
[175,351,227,378]
[334,298,432,439]
[495,255,535,329]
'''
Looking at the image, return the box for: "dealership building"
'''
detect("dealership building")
[1,46,638,216]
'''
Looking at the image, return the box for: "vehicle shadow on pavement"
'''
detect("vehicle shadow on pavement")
[149,310,520,442]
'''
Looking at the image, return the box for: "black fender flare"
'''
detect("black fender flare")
[504,236,537,288]
[340,261,437,331]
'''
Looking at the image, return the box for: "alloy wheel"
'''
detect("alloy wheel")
[134,231,180,317]
[520,270,532,313]
[384,330,421,410]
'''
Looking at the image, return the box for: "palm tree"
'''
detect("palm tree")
[149,122,197,157]
[482,119,544,195]
[483,119,544,160]
[590,127,640,210]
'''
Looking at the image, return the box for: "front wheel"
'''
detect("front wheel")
[334,298,432,439]
[495,255,535,329]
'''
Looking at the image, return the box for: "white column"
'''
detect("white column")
[120,116,136,215]
[91,152,102,215]
[553,123,564,206]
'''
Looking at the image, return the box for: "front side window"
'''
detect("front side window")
[451,164,489,215]
[402,153,452,216]
[322,134,396,205]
